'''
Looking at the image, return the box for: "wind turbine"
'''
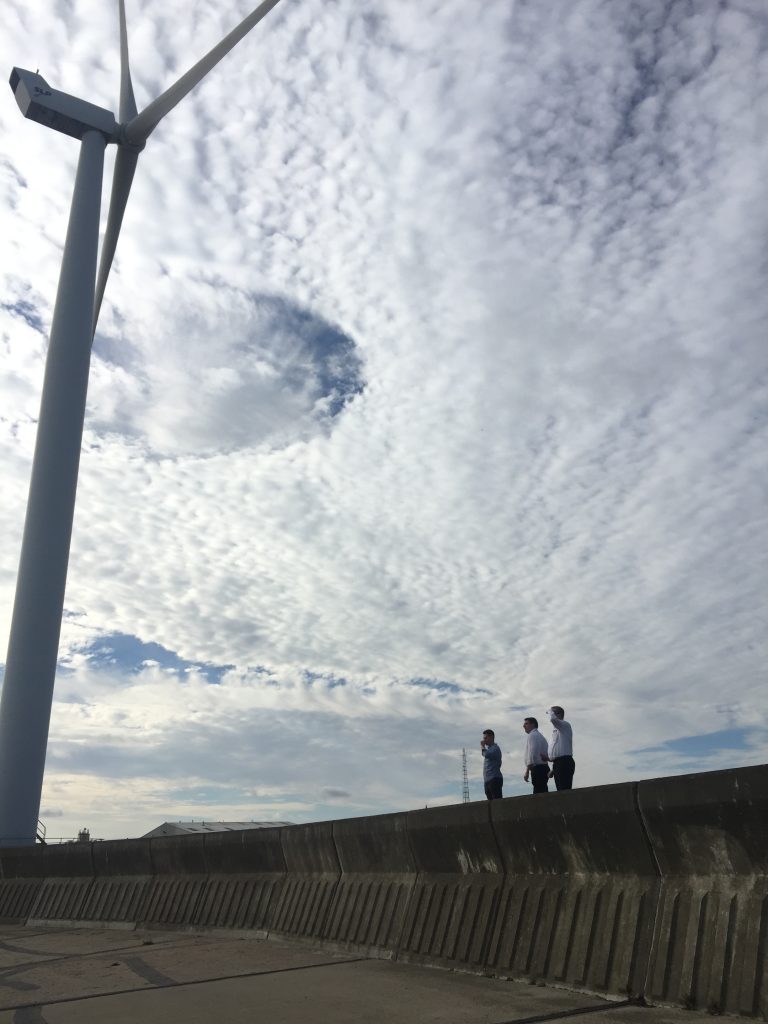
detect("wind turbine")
[0,0,283,846]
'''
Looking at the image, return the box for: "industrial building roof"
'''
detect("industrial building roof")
[142,820,292,838]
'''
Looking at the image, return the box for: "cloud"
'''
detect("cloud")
[0,0,766,840]
[89,290,365,456]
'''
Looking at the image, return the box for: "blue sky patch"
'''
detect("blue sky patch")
[409,677,492,696]
[631,727,751,762]
[73,632,232,684]
[259,294,365,418]
[2,299,45,334]
[302,670,348,688]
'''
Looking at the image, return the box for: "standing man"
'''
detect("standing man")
[546,706,575,790]
[522,717,549,794]
[480,729,503,800]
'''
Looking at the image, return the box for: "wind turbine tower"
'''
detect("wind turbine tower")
[0,0,283,846]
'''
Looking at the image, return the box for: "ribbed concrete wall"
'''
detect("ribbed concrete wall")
[639,766,768,1018]
[269,821,339,940]
[324,810,415,954]
[487,782,658,996]
[0,845,46,921]
[27,841,95,925]
[0,764,766,1018]
[83,837,152,923]
[143,834,208,926]
[399,801,503,970]
[196,828,285,932]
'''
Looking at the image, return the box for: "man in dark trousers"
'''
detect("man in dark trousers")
[546,706,575,790]
[480,729,503,799]
[523,717,549,793]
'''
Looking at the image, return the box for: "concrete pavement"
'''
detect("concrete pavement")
[0,925,698,1023]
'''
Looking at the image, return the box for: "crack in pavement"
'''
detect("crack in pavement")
[494,997,644,1023]
[0,955,368,1013]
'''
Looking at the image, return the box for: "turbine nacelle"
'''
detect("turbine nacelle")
[11,0,282,333]
[10,68,118,142]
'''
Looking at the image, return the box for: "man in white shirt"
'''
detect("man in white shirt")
[546,705,575,790]
[522,717,549,794]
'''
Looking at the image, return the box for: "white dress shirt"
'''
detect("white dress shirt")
[549,713,573,758]
[524,728,549,768]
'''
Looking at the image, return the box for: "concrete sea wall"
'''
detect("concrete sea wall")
[0,763,765,1018]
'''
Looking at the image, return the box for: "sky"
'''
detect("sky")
[0,0,766,841]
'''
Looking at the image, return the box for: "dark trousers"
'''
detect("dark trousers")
[529,764,549,794]
[553,756,575,790]
[484,776,503,800]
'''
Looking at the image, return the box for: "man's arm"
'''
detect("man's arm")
[545,728,555,774]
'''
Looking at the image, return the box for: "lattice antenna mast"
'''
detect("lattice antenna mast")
[462,748,470,803]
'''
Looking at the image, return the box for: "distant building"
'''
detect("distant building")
[142,820,292,838]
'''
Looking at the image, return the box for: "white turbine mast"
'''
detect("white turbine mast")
[0,0,283,846]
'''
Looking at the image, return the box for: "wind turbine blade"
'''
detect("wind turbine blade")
[118,0,138,122]
[92,146,139,334]
[123,0,282,146]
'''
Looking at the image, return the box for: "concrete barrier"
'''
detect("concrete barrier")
[25,841,95,924]
[268,821,340,940]
[325,811,415,954]
[144,835,208,927]
[639,764,768,1017]
[195,827,286,932]
[0,844,56,878]
[0,845,46,922]
[1,765,767,1019]
[80,838,153,925]
[487,783,658,997]
[0,879,40,923]
[398,802,504,970]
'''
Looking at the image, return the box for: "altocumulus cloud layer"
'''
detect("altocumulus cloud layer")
[1,0,767,839]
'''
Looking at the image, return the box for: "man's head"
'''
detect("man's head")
[523,717,538,733]
[550,706,564,720]
[482,729,495,743]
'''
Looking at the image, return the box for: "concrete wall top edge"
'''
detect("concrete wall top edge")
[280,819,341,875]
[203,826,287,874]
[332,810,415,874]
[405,801,502,875]
[92,837,152,877]
[0,839,95,879]
[1,765,763,885]
[149,833,207,875]
[490,781,657,877]
[405,801,491,828]
[638,763,768,875]
[331,809,410,834]
[638,762,768,793]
